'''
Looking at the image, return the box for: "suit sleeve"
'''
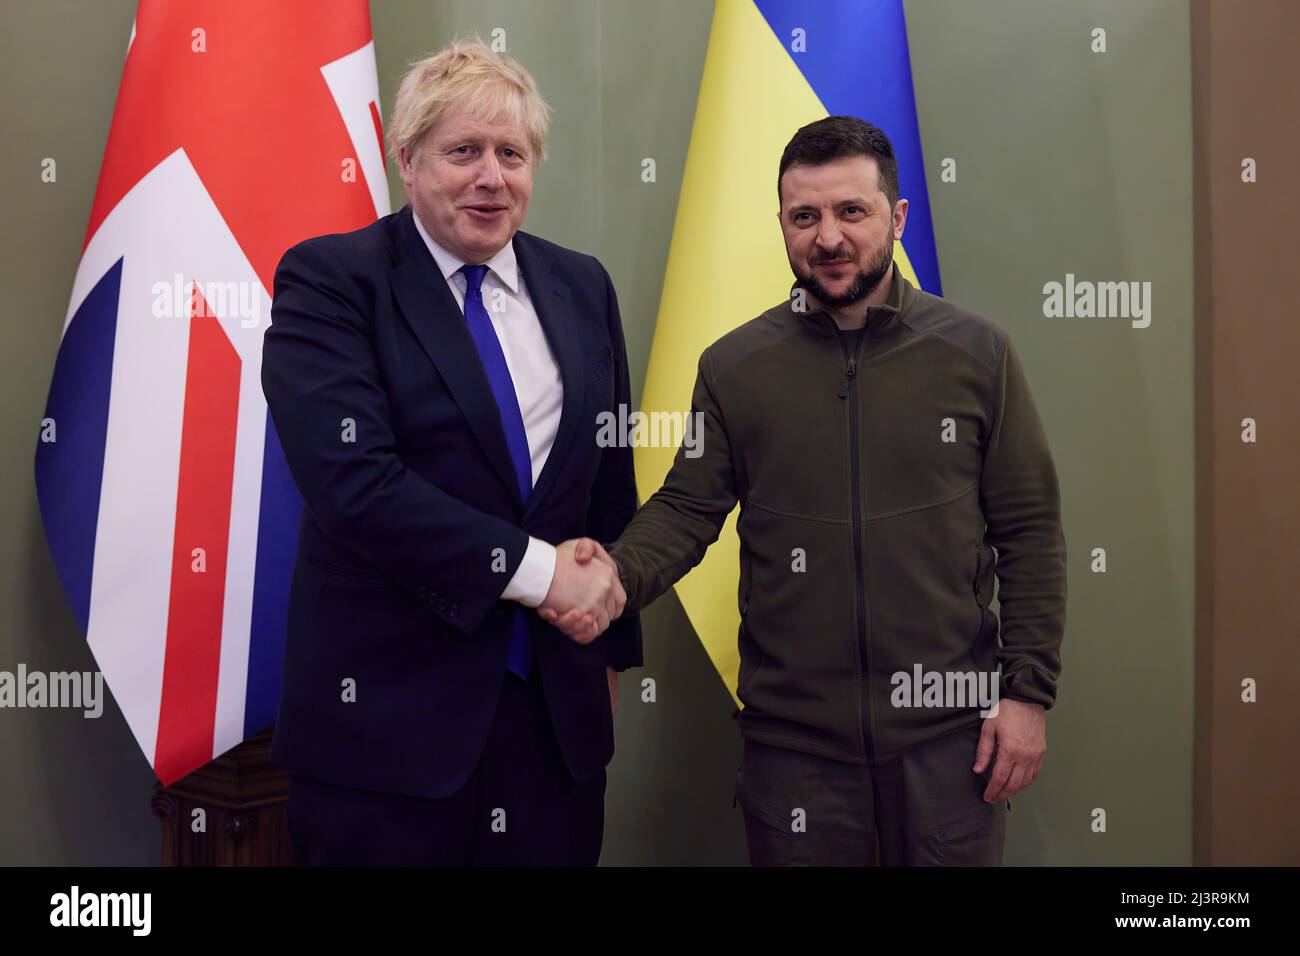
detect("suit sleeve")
[979,335,1068,708]
[262,238,531,636]
[607,347,738,614]
[586,262,643,671]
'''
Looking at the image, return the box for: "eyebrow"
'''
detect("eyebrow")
[437,134,526,151]
[788,198,872,214]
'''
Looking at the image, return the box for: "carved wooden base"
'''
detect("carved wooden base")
[151,729,294,866]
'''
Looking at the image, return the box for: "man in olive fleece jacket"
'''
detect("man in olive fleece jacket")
[543,116,1067,866]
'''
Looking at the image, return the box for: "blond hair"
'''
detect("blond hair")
[388,36,552,166]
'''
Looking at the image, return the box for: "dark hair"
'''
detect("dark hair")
[778,116,899,208]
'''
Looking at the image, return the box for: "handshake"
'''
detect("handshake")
[537,538,625,643]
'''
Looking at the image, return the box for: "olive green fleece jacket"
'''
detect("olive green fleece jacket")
[608,262,1067,764]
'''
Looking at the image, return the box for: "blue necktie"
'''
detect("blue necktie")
[460,264,535,680]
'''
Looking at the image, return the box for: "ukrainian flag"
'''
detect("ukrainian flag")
[635,0,943,704]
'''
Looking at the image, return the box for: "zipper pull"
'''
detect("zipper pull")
[839,359,856,399]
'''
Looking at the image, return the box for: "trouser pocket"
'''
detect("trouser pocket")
[734,738,874,866]
[913,799,1007,866]
[887,723,1008,867]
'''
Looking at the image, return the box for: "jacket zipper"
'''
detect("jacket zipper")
[837,325,875,762]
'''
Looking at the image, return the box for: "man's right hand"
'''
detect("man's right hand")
[538,539,625,644]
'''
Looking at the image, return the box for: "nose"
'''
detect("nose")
[814,218,844,254]
[474,151,506,191]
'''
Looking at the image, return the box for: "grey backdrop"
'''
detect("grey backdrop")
[1,0,1192,865]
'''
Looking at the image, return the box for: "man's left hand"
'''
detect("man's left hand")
[973,698,1046,803]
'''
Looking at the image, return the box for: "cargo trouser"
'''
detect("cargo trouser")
[733,720,1009,866]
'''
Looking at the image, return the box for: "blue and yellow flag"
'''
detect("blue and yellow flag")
[635,0,942,703]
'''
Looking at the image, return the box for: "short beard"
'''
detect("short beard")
[794,236,894,309]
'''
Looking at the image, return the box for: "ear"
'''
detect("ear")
[397,146,415,189]
[891,197,909,239]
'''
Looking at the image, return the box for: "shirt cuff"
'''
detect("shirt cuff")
[500,537,557,608]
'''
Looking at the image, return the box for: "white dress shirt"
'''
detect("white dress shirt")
[412,212,561,607]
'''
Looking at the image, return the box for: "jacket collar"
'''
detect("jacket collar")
[791,259,916,338]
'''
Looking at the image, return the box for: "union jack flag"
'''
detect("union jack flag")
[35,0,389,784]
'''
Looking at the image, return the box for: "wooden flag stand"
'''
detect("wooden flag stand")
[151,729,295,866]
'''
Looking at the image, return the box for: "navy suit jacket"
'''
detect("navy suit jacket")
[262,204,642,799]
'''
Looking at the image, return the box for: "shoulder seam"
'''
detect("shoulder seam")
[901,295,1007,377]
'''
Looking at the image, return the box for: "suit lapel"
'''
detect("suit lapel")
[512,232,586,521]
[387,206,523,510]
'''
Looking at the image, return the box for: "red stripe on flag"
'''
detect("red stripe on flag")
[154,286,241,784]
[369,100,386,170]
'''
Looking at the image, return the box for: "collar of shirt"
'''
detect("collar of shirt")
[411,207,520,295]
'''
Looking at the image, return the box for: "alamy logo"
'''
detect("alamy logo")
[890,665,1000,717]
[151,274,263,329]
[0,664,103,718]
[49,886,151,936]
[595,404,704,458]
[1042,273,1151,328]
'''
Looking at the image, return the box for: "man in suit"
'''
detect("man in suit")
[261,38,639,866]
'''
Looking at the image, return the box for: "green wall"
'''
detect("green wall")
[905,0,1194,865]
[0,0,1192,865]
